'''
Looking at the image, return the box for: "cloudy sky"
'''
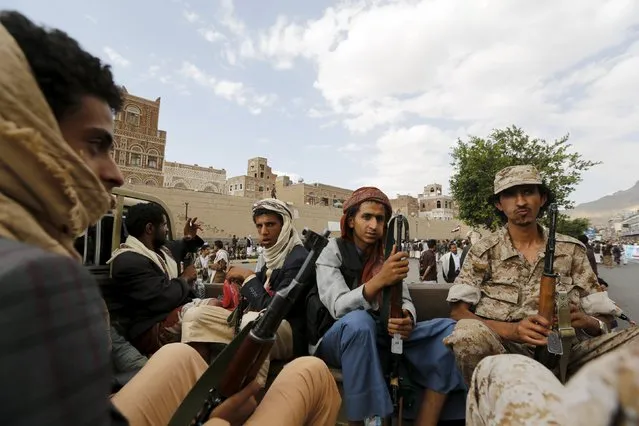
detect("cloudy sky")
[5,0,639,204]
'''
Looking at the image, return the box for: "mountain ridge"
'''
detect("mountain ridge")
[568,180,639,223]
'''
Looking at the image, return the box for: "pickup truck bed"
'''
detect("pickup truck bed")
[205,283,454,425]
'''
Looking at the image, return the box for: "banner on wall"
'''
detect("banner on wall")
[624,245,639,262]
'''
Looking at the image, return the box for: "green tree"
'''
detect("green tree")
[555,216,590,239]
[450,126,600,231]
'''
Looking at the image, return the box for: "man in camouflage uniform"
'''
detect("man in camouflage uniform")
[467,342,639,425]
[443,165,639,384]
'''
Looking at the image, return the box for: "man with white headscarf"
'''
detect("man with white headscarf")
[181,199,309,374]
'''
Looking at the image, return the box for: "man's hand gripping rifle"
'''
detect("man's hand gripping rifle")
[384,214,410,426]
[168,228,331,426]
[533,203,575,383]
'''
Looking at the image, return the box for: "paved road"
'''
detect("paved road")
[599,261,639,326]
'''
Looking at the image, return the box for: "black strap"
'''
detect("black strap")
[168,320,255,426]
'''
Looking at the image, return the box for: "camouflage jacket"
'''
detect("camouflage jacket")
[446,225,618,322]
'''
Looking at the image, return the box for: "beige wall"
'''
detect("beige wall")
[276,182,352,207]
[276,183,307,206]
[126,184,473,240]
[163,162,226,193]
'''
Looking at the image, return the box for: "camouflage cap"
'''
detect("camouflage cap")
[494,165,543,195]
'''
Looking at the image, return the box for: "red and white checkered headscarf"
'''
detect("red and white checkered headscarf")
[340,187,392,284]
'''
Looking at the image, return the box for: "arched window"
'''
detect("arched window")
[129,145,143,166]
[147,149,159,169]
[145,179,158,186]
[174,182,188,190]
[125,105,141,126]
[127,175,142,185]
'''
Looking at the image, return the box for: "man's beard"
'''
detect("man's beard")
[152,231,166,249]
[511,215,535,227]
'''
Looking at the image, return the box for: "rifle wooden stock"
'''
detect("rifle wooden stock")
[534,203,559,367]
[537,273,557,323]
[217,333,275,397]
[389,283,403,319]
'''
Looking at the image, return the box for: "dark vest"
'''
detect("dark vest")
[305,238,363,345]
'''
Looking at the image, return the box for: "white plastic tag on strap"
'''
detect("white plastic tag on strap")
[391,333,403,354]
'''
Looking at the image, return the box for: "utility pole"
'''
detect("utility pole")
[185,202,189,220]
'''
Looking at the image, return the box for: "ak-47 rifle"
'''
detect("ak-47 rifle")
[384,214,410,426]
[533,203,575,382]
[168,228,331,426]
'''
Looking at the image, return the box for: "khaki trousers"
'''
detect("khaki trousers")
[112,343,341,426]
[180,306,293,385]
[444,318,639,385]
[467,341,639,425]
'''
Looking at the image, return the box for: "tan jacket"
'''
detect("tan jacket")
[447,225,618,322]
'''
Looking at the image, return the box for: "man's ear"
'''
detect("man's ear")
[145,222,154,235]
[494,199,504,213]
[539,192,548,208]
[347,216,355,229]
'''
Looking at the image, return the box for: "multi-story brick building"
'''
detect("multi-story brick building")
[163,162,227,193]
[113,87,166,186]
[226,157,278,198]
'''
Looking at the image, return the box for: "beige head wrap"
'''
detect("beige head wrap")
[0,24,112,259]
[253,198,303,270]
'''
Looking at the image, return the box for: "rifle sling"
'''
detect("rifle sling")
[556,291,575,384]
[168,320,256,426]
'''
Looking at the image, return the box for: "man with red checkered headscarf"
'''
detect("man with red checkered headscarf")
[312,187,466,426]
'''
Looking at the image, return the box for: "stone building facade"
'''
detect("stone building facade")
[226,157,278,198]
[390,195,420,217]
[418,184,458,220]
[113,87,166,186]
[163,162,227,193]
[276,177,353,207]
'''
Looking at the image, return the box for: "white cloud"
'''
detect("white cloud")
[273,170,303,184]
[147,65,160,76]
[179,61,276,113]
[237,0,639,203]
[219,0,246,36]
[84,14,97,24]
[337,143,364,153]
[198,27,225,43]
[103,47,130,67]
[183,10,200,23]
[361,125,457,196]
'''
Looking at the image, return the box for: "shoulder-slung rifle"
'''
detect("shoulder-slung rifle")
[533,203,575,383]
[384,214,410,426]
[168,228,331,426]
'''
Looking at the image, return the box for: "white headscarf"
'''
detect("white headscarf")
[253,198,303,270]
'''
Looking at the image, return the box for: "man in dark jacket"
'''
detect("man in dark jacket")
[106,203,217,356]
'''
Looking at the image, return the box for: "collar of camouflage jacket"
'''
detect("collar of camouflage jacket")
[498,225,582,261]
[0,24,112,260]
